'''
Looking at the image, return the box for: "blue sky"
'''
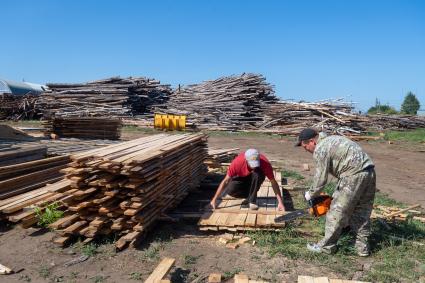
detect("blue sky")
[1,0,424,111]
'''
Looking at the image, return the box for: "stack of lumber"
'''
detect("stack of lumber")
[0,145,47,166]
[0,94,39,120]
[48,133,207,250]
[205,147,239,169]
[155,73,278,130]
[0,179,71,226]
[42,117,123,140]
[0,155,70,200]
[37,76,172,118]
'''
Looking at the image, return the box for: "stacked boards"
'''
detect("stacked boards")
[42,117,123,140]
[49,133,208,250]
[199,172,286,231]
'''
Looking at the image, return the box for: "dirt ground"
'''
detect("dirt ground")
[0,132,423,283]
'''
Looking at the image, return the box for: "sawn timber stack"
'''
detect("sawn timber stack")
[49,133,208,250]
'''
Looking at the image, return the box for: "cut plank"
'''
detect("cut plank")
[144,257,175,283]
[208,273,222,283]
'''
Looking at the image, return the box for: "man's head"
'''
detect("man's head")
[245,148,260,169]
[295,128,319,153]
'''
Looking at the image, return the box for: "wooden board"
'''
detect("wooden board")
[144,257,175,283]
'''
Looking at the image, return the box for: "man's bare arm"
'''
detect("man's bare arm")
[271,179,285,211]
[210,175,231,209]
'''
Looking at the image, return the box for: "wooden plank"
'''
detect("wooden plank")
[208,273,222,283]
[314,277,330,283]
[234,274,249,283]
[144,257,175,283]
[298,276,315,283]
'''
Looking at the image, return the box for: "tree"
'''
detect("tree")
[367,98,398,114]
[401,92,420,115]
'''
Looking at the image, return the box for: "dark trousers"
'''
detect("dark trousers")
[226,168,265,204]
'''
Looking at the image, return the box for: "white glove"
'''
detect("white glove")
[304,191,312,201]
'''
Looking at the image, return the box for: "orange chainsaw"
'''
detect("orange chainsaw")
[276,194,332,222]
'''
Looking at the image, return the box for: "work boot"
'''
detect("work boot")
[241,199,249,205]
[249,203,259,210]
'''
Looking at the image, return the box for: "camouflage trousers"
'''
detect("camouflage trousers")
[318,168,376,254]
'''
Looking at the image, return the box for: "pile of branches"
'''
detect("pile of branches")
[155,73,278,130]
[0,94,39,120]
[364,114,425,130]
[37,77,171,119]
[259,99,365,135]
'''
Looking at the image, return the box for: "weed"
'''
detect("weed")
[223,268,243,280]
[81,242,98,257]
[19,274,31,282]
[374,191,405,207]
[90,275,109,283]
[129,272,142,280]
[183,254,201,266]
[384,128,425,143]
[51,275,64,282]
[70,271,79,279]
[139,241,163,262]
[38,265,51,279]
[34,202,64,228]
[281,170,305,180]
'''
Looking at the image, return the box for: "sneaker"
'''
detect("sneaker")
[249,203,259,210]
[306,243,322,253]
[357,251,370,257]
[306,243,334,254]
[241,199,249,205]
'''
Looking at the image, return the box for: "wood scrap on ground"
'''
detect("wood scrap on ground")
[144,257,175,283]
[0,263,13,275]
[372,204,423,222]
[0,124,36,141]
[298,276,370,283]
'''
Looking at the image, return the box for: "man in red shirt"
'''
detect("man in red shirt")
[210,149,285,211]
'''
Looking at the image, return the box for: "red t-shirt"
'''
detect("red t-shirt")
[227,153,275,180]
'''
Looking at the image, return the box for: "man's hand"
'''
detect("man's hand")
[277,202,285,211]
[210,200,217,210]
[304,191,312,201]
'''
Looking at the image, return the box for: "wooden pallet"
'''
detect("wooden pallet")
[198,171,287,231]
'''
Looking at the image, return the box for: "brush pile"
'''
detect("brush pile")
[364,114,425,130]
[155,73,278,130]
[37,77,171,118]
[47,133,207,250]
[0,94,39,120]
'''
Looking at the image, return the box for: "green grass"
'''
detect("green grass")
[374,191,405,207]
[34,202,64,228]
[204,130,286,139]
[281,170,305,181]
[248,188,425,282]
[129,272,142,281]
[122,125,160,134]
[384,128,425,143]
[38,265,51,279]
[223,268,243,280]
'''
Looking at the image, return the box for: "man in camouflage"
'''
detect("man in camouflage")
[296,128,376,256]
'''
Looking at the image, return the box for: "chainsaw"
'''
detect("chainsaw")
[276,194,332,222]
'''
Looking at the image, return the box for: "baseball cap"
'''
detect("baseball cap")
[295,128,318,146]
[245,148,260,168]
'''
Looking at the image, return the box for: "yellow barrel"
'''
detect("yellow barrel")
[154,114,186,130]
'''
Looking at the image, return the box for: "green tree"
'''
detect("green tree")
[367,99,398,114]
[401,92,420,115]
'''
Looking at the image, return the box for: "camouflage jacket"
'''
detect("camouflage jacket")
[309,132,374,196]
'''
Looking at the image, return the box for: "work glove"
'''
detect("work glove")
[304,191,312,201]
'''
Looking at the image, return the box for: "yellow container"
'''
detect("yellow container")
[154,114,186,130]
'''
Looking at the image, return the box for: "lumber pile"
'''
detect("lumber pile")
[0,124,35,141]
[155,73,278,130]
[37,76,172,118]
[0,94,39,120]
[363,114,425,130]
[259,100,366,135]
[42,117,123,140]
[0,145,47,166]
[0,155,70,200]
[205,147,239,169]
[0,179,71,226]
[48,133,207,250]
